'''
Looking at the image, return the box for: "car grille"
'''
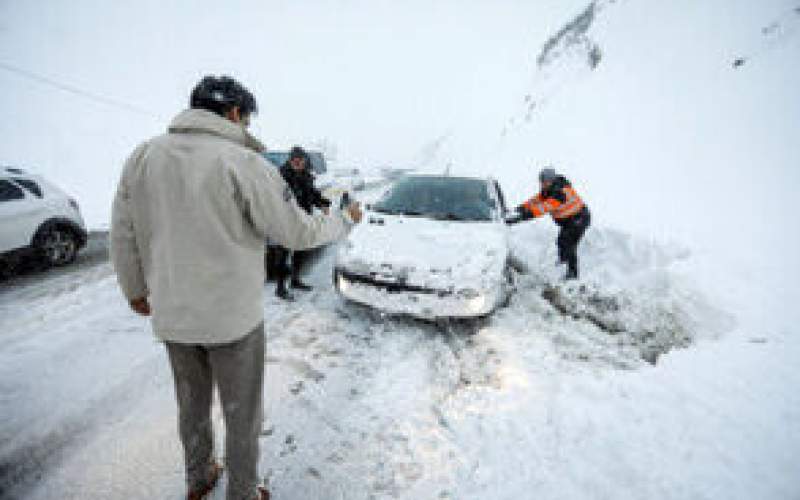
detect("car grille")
[338,270,453,297]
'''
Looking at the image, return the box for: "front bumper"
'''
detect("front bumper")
[334,269,504,319]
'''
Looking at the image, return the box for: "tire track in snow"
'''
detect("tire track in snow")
[0,354,164,499]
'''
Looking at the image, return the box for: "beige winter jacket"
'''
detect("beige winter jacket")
[110,109,351,344]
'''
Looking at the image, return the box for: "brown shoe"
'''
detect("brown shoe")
[186,462,223,500]
[256,485,270,500]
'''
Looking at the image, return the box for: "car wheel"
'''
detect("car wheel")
[38,227,78,266]
[0,259,13,279]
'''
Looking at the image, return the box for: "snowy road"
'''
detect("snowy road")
[1,226,798,500]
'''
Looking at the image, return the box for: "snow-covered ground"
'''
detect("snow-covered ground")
[1,213,798,499]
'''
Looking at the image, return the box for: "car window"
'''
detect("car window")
[0,179,25,202]
[373,176,493,221]
[12,178,43,198]
[305,152,326,174]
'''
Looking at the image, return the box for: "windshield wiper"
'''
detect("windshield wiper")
[373,207,430,217]
[432,212,467,221]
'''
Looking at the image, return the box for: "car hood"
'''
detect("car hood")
[336,213,508,290]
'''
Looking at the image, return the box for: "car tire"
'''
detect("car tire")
[36,226,78,267]
[0,258,14,279]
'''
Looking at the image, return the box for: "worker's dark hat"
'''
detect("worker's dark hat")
[539,167,557,183]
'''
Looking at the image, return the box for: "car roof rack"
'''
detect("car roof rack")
[3,166,27,175]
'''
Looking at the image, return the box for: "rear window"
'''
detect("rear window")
[0,179,25,202]
[373,176,494,221]
[12,178,43,198]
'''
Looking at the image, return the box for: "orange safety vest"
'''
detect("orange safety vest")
[522,185,585,220]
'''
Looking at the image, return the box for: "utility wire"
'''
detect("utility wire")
[0,61,158,118]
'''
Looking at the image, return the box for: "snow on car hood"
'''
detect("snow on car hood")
[336,213,509,290]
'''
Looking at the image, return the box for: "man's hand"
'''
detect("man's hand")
[129,296,151,316]
[506,205,533,225]
[347,202,363,224]
[505,215,523,225]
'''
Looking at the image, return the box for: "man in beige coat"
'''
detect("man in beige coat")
[110,75,361,500]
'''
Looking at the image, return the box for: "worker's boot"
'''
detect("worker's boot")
[565,263,579,281]
[290,278,313,291]
[289,251,311,291]
[276,279,295,301]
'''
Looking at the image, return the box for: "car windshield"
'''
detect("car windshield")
[372,176,494,221]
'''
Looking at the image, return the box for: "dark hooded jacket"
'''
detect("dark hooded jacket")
[279,162,331,214]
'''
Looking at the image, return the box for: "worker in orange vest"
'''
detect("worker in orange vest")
[507,167,591,280]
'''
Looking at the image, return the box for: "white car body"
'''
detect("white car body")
[334,175,512,319]
[0,166,87,265]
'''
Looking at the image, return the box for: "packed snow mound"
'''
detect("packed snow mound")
[541,281,690,365]
[508,223,734,365]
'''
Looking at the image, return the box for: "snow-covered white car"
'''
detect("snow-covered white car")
[0,166,87,268]
[334,174,513,319]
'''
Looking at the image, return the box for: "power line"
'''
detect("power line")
[0,61,158,118]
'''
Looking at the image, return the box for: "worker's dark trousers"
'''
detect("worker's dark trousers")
[557,207,591,279]
[274,246,306,285]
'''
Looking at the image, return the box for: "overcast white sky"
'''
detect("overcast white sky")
[0,0,586,165]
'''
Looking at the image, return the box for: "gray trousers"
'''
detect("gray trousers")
[165,323,264,500]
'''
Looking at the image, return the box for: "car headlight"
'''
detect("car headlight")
[337,272,351,293]
[458,288,487,312]
[467,294,487,313]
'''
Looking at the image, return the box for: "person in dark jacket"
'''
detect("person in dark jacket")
[272,146,332,299]
[507,167,591,280]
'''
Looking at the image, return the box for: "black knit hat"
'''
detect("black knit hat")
[190,75,258,117]
[289,146,307,160]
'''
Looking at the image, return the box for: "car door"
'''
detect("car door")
[0,179,43,253]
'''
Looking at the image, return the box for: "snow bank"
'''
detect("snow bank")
[509,221,735,365]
